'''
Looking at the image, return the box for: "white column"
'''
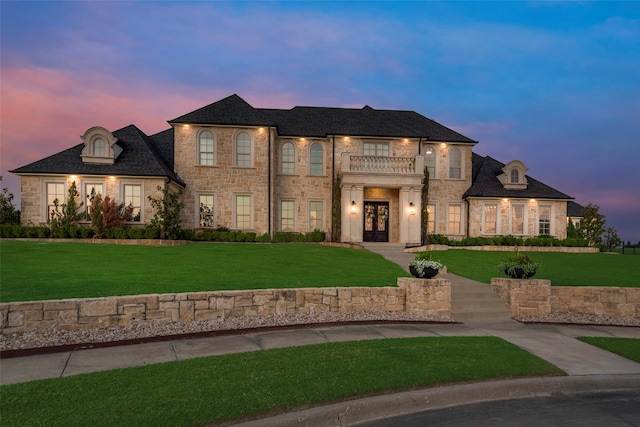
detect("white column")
[341,185,364,243]
[400,187,410,244]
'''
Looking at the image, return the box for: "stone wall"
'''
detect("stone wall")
[0,278,451,335]
[406,245,599,253]
[491,278,640,319]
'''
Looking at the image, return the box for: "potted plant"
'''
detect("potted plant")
[409,253,444,279]
[498,252,540,279]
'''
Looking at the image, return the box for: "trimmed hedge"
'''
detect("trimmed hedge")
[427,234,589,248]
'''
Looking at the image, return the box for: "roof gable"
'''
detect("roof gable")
[169,94,273,127]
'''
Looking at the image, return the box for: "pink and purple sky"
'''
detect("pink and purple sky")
[1,1,639,241]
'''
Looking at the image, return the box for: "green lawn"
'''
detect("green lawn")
[0,241,409,302]
[0,336,564,427]
[577,337,640,363]
[429,250,640,287]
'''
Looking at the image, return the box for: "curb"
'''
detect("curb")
[231,375,640,427]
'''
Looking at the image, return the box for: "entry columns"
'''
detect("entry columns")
[400,186,421,245]
[341,184,364,243]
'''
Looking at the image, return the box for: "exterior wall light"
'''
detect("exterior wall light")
[409,202,416,215]
[351,201,357,214]
[425,146,433,155]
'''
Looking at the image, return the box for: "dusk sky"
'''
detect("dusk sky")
[1,1,639,240]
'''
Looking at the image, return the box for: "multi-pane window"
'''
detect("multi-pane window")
[510,169,519,184]
[281,200,294,231]
[309,201,323,231]
[425,146,436,177]
[511,204,525,235]
[123,184,142,222]
[539,205,551,235]
[84,183,104,219]
[281,142,295,174]
[93,138,105,157]
[310,143,323,175]
[448,205,461,234]
[235,195,251,229]
[199,194,215,227]
[363,142,389,157]
[235,132,251,167]
[427,204,436,233]
[46,182,65,220]
[449,147,461,179]
[199,130,214,166]
[484,204,498,234]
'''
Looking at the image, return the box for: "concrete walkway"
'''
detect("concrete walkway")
[1,243,639,426]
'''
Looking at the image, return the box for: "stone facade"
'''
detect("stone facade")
[0,278,451,335]
[491,278,640,319]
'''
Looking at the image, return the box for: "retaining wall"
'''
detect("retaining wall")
[491,278,640,319]
[407,245,599,253]
[0,278,451,335]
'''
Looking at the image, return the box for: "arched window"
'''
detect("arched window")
[310,143,323,175]
[93,138,105,157]
[510,169,519,183]
[448,147,461,179]
[235,132,251,167]
[198,130,214,166]
[281,142,295,174]
[424,145,436,177]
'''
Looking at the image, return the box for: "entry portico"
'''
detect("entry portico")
[340,153,424,245]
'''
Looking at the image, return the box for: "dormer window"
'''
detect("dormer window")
[499,160,528,190]
[80,126,122,164]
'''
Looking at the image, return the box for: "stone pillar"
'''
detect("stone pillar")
[397,277,451,319]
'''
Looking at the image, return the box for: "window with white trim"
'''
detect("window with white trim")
[427,204,436,233]
[310,143,323,175]
[235,132,251,167]
[123,184,142,222]
[539,205,551,235]
[484,204,498,234]
[198,130,214,166]
[424,146,436,177]
[235,195,251,229]
[448,205,461,234]
[510,169,519,184]
[309,201,323,231]
[199,194,215,228]
[280,200,294,231]
[511,204,525,235]
[46,182,65,220]
[363,142,389,157]
[93,138,106,157]
[281,142,295,174]
[84,182,104,220]
[449,147,461,179]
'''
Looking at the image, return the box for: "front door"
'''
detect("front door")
[363,202,389,242]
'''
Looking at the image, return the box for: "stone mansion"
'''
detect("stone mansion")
[11,94,575,244]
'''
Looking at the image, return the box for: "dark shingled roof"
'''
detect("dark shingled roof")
[463,154,573,200]
[567,201,585,217]
[170,94,475,142]
[11,125,184,186]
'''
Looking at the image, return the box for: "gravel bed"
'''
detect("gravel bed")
[516,312,640,327]
[0,311,451,351]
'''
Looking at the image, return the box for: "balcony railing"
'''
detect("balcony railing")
[342,154,424,174]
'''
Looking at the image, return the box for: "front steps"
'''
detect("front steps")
[447,274,512,323]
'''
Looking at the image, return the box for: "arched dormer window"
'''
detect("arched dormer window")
[198,130,214,166]
[235,131,252,167]
[448,147,461,179]
[80,126,122,164]
[281,142,295,174]
[510,169,519,184]
[93,138,106,157]
[500,160,529,190]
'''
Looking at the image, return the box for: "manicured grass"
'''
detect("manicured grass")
[577,337,640,363]
[0,241,409,302]
[428,250,640,287]
[0,336,564,427]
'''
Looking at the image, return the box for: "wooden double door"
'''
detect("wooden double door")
[363,202,389,242]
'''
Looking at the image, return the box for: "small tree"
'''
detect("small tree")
[421,167,430,245]
[0,176,19,225]
[49,181,84,235]
[566,218,580,239]
[148,185,184,239]
[580,203,606,246]
[89,192,132,238]
[602,227,622,252]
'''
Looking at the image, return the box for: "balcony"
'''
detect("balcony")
[341,154,424,175]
